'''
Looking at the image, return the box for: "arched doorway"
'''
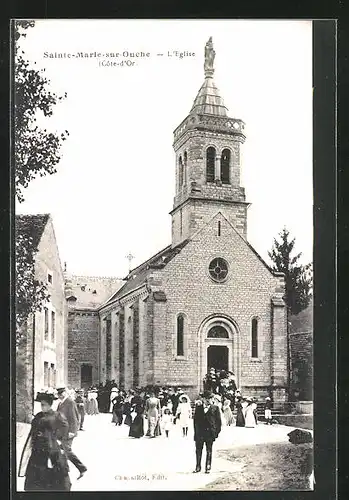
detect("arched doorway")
[198,316,240,390]
[81,363,92,388]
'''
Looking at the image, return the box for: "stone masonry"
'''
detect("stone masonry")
[65,38,288,402]
[16,215,68,421]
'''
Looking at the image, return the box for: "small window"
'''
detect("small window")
[251,318,258,358]
[44,307,49,340]
[178,156,184,188]
[51,311,55,343]
[47,273,52,284]
[206,147,216,182]
[183,151,188,185]
[218,220,221,236]
[50,363,55,387]
[221,149,230,184]
[44,361,49,387]
[177,315,184,356]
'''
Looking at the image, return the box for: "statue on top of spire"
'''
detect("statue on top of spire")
[204,36,215,77]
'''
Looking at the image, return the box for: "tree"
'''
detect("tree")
[268,228,312,400]
[15,222,50,346]
[14,20,69,202]
[15,21,68,345]
[268,228,312,315]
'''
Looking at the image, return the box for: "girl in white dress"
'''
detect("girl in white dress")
[161,408,173,437]
[176,395,192,436]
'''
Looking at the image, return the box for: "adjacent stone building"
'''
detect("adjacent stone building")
[289,298,313,401]
[69,38,288,402]
[16,214,68,421]
[65,274,124,388]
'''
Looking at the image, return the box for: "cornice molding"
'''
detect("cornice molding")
[99,284,149,316]
[170,196,251,215]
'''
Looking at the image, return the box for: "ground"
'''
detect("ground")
[16,414,313,491]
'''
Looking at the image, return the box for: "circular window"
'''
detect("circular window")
[209,257,229,282]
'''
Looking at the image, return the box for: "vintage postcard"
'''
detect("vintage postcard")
[14,19,314,492]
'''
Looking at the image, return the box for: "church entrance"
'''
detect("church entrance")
[81,364,92,388]
[207,345,229,372]
[198,315,241,391]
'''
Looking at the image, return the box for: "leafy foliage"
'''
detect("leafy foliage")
[15,21,68,343]
[268,228,312,315]
[14,20,69,202]
[15,228,50,347]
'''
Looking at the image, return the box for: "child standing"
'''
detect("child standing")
[176,395,192,436]
[162,408,173,437]
[223,398,234,426]
[264,397,272,425]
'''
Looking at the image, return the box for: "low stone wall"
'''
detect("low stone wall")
[273,414,313,430]
[296,401,313,415]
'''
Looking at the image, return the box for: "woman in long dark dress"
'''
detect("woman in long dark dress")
[123,390,134,427]
[112,392,124,425]
[235,396,245,427]
[18,392,71,491]
[129,392,144,438]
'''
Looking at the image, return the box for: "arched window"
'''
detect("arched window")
[178,156,183,188]
[251,318,258,358]
[206,147,216,182]
[207,325,229,338]
[183,151,188,185]
[176,314,184,356]
[221,149,230,184]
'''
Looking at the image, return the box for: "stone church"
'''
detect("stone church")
[66,38,288,402]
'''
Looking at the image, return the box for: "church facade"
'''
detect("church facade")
[66,38,288,401]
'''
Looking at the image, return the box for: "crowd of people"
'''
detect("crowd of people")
[18,370,274,491]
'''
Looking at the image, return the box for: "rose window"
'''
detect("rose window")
[209,257,229,282]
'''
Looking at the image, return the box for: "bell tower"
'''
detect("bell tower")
[171,37,250,247]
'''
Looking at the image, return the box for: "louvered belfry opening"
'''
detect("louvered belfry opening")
[206,146,216,182]
[221,148,231,184]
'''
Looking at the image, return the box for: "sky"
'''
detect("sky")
[16,19,313,278]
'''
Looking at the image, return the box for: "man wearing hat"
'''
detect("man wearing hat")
[19,391,71,491]
[170,387,181,424]
[57,387,87,479]
[192,390,222,474]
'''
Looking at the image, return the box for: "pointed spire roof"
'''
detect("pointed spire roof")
[190,37,228,117]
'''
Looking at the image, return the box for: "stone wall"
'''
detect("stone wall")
[16,218,67,422]
[34,219,68,390]
[172,198,248,247]
[67,310,99,388]
[154,212,287,400]
[172,130,248,246]
[289,331,313,400]
[289,302,313,400]
[174,130,242,190]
